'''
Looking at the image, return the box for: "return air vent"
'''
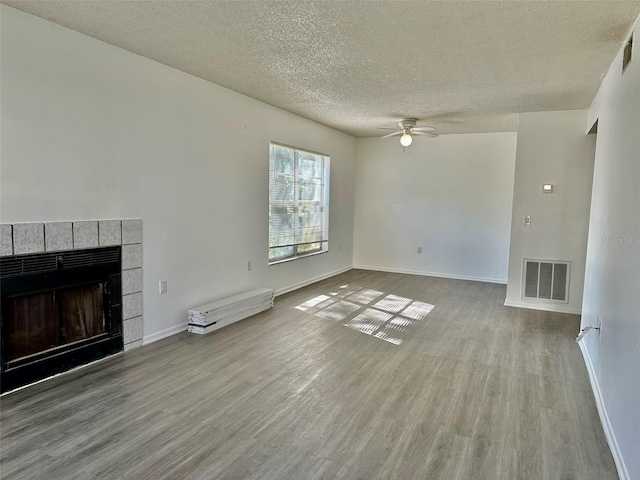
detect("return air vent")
[522,259,570,304]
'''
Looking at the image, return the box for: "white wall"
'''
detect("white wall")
[504,110,595,314]
[581,15,640,480]
[353,133,517,283]
[0,6,356,340]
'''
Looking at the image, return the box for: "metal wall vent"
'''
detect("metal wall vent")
[522,259,570,304]
[0,247,120,278]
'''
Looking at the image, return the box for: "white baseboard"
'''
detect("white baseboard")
[352,264,507,285]
[579,342,629,480]
[274,265,353,297]
[143,322,188,345]
[503,300,581,315]
[141,266,352,344]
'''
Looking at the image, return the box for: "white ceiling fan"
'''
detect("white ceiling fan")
[379,118,438,147]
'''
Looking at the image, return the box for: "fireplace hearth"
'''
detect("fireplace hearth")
[1,247,123,392]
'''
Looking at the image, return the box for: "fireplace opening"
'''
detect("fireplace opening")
[4,283,107,363]
[1,247,123,393]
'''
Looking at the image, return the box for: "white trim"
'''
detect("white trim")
[352,264,507,285]
[269,140,330,159]
[503,300,581,315]
[274,265,352,296]
[140,265,352,343]
[579,341,629,480]
[143,323,188,345]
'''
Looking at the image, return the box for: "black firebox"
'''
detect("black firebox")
[1,247,123,393]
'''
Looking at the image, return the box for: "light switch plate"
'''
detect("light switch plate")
[159,280,167,295]
[524,215,531,226]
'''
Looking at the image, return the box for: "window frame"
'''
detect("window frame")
[268,142,330,265]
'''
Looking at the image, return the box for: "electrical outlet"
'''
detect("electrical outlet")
[417,246,423,254]
[247,260,251,272]
[159,280,167,295]
[524,215,531,226]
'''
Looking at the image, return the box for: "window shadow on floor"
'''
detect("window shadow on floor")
[295,284,434,345]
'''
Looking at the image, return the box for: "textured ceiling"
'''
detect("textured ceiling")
[3,1,640,136]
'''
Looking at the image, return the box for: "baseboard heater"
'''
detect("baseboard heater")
[187,288,274,335]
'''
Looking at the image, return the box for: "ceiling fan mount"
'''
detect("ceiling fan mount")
[398,118,418,130]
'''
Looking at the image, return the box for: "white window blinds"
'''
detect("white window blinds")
[269,143,329,263]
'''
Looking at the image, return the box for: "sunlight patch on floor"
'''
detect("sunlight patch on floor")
[315,300,361,322]
[344,308,393,335]
[295,285,435,346]
[372,294,413,313]
[295,294,332,312]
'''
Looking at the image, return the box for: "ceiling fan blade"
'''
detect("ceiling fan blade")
[412,126,436,132]
[377,127,400,130]
[381,131,402,138]
[412,131,439,137]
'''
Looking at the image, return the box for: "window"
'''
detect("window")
[269,143,329,263]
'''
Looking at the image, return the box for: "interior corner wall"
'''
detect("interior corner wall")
[580,14,640,480]
[0,6,356,341]
[504,110,595,314]
[353,133,517,283]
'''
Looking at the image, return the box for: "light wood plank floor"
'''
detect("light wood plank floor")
[1,269,617,479]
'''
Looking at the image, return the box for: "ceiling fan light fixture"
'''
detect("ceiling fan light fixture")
[400,132,413,146]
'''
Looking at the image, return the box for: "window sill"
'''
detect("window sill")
[268,249,328,266]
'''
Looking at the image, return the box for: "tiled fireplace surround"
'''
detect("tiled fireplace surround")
[0,219,143,351]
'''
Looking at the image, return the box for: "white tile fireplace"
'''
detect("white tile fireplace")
[0,218,144,391]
